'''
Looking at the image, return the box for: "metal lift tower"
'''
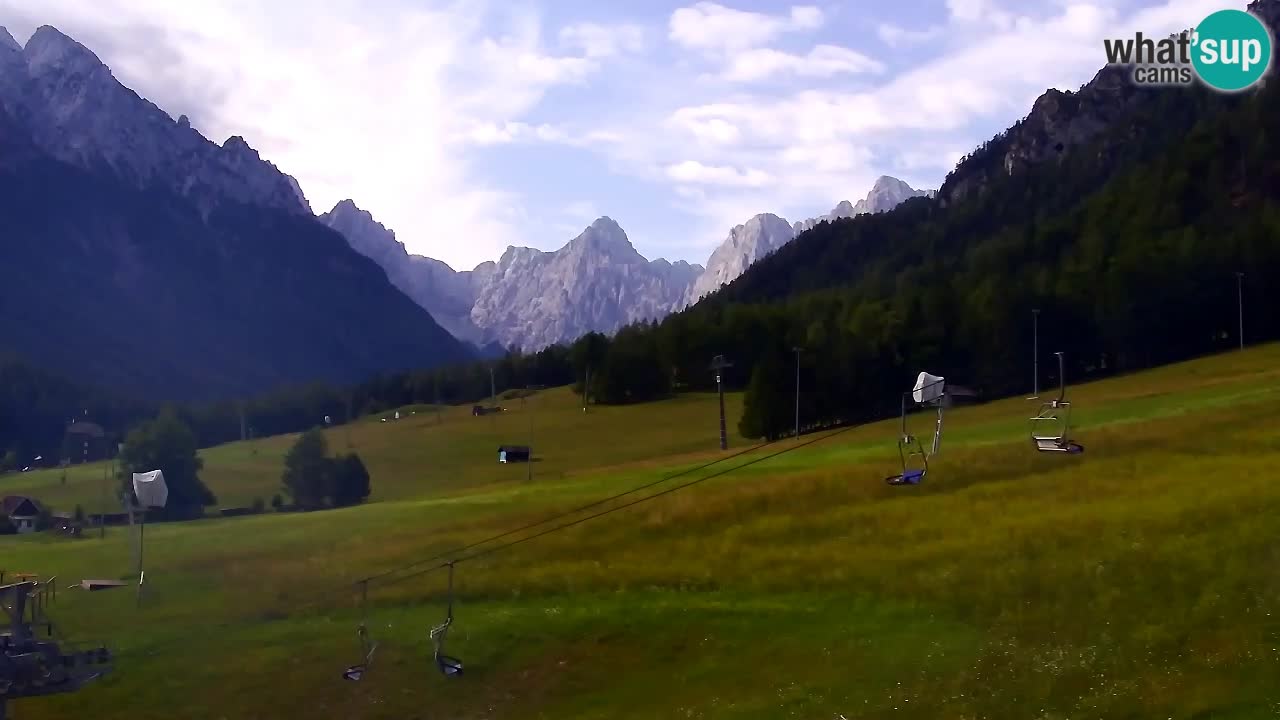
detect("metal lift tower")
[1,581,113,718]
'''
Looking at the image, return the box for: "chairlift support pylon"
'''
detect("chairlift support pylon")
[885,374,947,486]
[1029,352,1084,454]
[1,582,112,717]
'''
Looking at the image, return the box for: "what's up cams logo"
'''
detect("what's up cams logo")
[1104,8,1273,91]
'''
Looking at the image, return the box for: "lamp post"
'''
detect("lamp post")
[525,384,545,481]
[1236,272,1245,351]
[1030,309,1040,399]
[792,347,802,438]
[710,355,733,450]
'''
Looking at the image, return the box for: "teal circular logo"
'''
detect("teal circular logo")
[1192,9,1273,91]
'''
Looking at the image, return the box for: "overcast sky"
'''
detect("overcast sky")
[1,0,1232,270]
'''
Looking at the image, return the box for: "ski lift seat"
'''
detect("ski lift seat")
[885,468,925,486]
[430,618,464,678]
[341,623,376,681]
[1035,438,1084,454]
[437,654,464,676]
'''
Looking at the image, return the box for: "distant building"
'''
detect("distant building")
[491,445,527,461]
[2,495,43,534]
[498,445,531,463]
[64,419,112,465]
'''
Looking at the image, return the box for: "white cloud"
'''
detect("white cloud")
[562,200,599,222]
[666,160,773,187]
[721,44,884,82]
[458,121,572,146]
[876,23,945,48]
[668,2,825,53]
[946,0,1014,27]
[684,116,742,145]
[779,143,873,175]
[559,22,644,58]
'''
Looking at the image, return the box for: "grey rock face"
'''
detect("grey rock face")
[319,199,487,344]
[0,25,307,216]
[323,205,707,352]
[687,213,795,306]
[696,177,927,305]
[469,217,703,351]
[0,26,20,54]
[852,176,925,214]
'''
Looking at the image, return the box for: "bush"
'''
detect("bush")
[330,454,371,507]
[282,428,329,510]
[281,428,373,509]
[270,494,284,512]
[251,497,265,514]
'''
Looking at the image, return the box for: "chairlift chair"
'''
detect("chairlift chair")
[885,373,947,486]
[342,624,378,682]
[430,563,464,677]
[1029,352,1084,454]
[342,583,378,681]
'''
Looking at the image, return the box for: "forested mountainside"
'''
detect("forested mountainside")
[0,26,471,403]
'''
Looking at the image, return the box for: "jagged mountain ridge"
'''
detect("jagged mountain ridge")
[0,25,471,399]
[319,199,493,346]
[323,175,925,352]
[686,176,928,306]
[0,26,309,217]
[323,201,706,353]
[469,217,705,352]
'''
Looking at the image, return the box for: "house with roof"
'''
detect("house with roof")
[2,495,44,534]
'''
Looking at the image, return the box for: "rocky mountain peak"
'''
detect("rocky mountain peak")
[686,212,795,306]
[23,26,103,75]
[853,176,927,214]
[693,176,926,308]
[320,199,403,261]
[328,198,380,227]
[0,26,20,54]
[566,216,641,259]
[222,135,258,158]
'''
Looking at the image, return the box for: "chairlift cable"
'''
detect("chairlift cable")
[105,416,866,665]
[372,421,860,592]
[351,437,777,588]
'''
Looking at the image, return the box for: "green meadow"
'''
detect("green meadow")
[4,345,1280,719]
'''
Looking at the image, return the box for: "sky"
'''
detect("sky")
[0,0,1238,270]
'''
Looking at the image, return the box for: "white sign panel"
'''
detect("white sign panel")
[132,469,169,508]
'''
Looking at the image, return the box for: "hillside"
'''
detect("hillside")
[5,344,1280,718]
[0,26,472,400]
